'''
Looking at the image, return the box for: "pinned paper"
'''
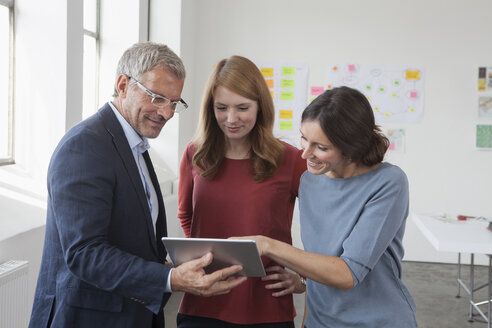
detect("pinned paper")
[280,91,295,101]
[386,129,405,153]
[326,63,424,123]
[405,70,420,80]
[279,121,293,130]
[261,68,274,77]
[279,110,293,119]
[282,67,296,76]
[310,86,324,96]
[476,124,492,150]
[265,79,274,88]
[281,79,295,89]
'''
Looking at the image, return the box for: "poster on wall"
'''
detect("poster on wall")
[386,128,406,153]
[255,62,309,147]
[479,96,492,118]
[325,64,425,124]
[476,124,492,150]
[477,67,492,92]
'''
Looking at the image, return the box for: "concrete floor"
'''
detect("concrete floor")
[164,261,491,327]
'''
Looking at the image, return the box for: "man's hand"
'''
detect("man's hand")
[171,252,247,296]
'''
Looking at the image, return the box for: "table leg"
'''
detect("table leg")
[469,253,475,322]
[488,255,491,328]
[457,253,462,298]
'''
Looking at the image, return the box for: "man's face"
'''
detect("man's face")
[117,67,184,138]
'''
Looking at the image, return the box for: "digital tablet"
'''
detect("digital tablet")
[161,237,266,277]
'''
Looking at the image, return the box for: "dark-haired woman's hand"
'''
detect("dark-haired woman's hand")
[262,266,306,297]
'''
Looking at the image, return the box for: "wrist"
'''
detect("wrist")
[300,275,306,287]
[261,236,273,257]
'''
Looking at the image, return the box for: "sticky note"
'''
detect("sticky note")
[261,68,274,77]
[310,96,316,103]
[281,79,295,88]
[410,91,418,99]
[332,66,339,71]
[388,143,395,150]
[365,85,372,91]
[348,64,356,72]
[379,87,385,92]
[279,110,293,119]
[270,91,274,98]
[327,84,333,89]
[405,70,420,80]
[265,79,274,88]
[282,67,296,76]
[279,121,293,130]
[479,79,486,92]
[280,91,294,101]
[311,86,324,96]
[394,80,400,85]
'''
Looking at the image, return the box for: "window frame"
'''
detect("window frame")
[0,0,15,166]
[82,0,101,119]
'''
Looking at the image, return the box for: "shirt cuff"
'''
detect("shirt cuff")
[341,256,370,288]
[165,268,173,293]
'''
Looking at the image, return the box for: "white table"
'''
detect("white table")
[412,213,492,327]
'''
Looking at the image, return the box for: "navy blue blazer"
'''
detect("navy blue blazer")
[29,104,171,328]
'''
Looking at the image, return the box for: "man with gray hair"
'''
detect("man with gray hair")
[29,42,246,328]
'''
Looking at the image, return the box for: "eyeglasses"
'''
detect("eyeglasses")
[129,76,188,113]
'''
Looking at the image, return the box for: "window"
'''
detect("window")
[82,0,100,119]
[0,0,14,165]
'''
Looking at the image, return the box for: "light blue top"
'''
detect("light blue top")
[299,162,417,328]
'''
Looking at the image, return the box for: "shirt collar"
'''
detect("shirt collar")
[108,101,150,152]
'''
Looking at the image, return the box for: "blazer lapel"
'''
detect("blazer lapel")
[98,105,160,257]
[142,151,168,259]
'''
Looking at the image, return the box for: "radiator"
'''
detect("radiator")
[0,260,29,328]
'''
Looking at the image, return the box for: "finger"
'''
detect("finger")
[262,273,282,281]
[181,252,213,271]
[205,264,243,283]
[203,276,247,296]
[229,236,250,240]
[265,281,287,290]
[265,266,283,273]
[271,288,292,297]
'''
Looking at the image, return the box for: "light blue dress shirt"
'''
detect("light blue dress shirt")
[109,102,172,292]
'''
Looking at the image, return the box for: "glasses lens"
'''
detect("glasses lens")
[151,96,169,108]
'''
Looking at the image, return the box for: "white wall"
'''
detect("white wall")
[171,0,492,264]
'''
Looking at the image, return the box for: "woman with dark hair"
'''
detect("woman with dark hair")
[240,86,417,327]
[176,55,306,327]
